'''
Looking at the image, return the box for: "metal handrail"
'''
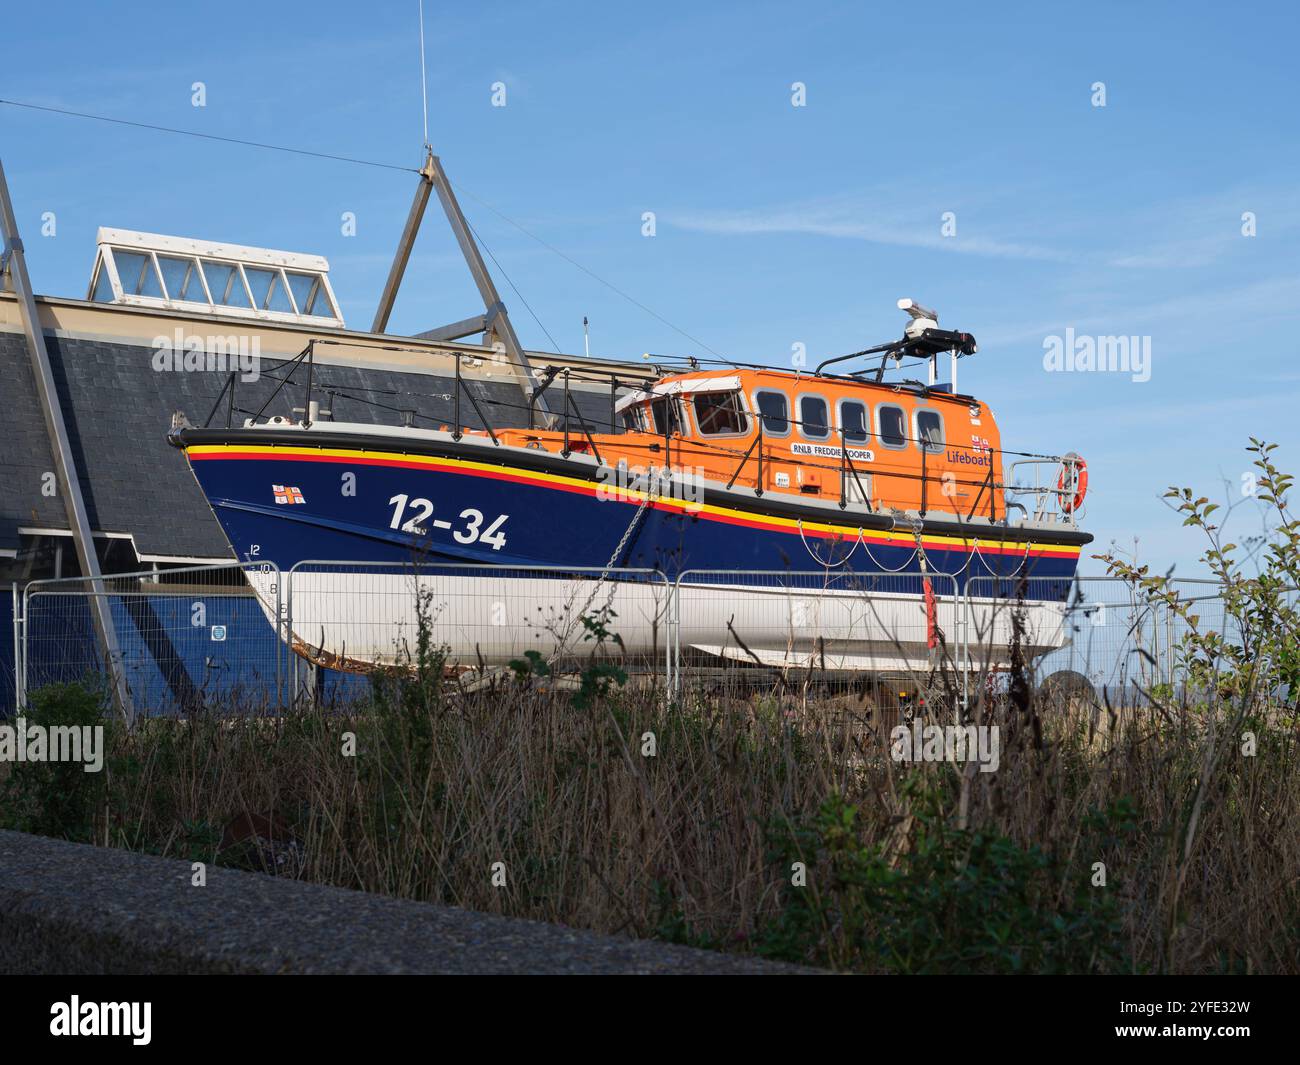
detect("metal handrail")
[1007,457,1081,526]
[452,352,500,445]
[558,369,605,462]
[249,340,314,424]
[725,419,764,495]
[204,370,237,428]
[838,429,873,512]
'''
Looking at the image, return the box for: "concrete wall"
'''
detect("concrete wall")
[0,831,810,975]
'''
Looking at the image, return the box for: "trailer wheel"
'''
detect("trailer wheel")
[1037,669,1096,709]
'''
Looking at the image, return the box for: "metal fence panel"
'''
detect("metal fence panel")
[20,563,282,713]
[14,559,1269,715]
[962,575,1232,702]
[671,569,961,688]
[285,561,672,695]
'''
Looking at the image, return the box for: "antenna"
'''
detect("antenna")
[583,315,590,358]
[418,0,430,148]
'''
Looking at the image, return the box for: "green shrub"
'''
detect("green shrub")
[0,681,115,841]
[755,785,1131,974]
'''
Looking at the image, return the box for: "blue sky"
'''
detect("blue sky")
[4,0,1298,577]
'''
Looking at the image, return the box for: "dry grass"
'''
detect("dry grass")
[68,666,1297,974]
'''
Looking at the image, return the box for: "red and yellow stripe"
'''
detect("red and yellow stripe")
[188,442,1081,561]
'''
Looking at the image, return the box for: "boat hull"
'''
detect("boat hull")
[179,430,1088,673]
[249,568,1072,675]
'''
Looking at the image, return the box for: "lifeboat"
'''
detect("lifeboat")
[169,300,1090,675]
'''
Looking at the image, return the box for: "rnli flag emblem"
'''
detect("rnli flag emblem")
[273,484,306,505]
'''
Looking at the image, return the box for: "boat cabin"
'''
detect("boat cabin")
[495,367,1008,521]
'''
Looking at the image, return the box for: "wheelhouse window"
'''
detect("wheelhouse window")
[916,409,944,453]
[693,390,749,435]
[798,395,831,440]
[878,405,907,449]
[620,406,643,432]
[840,400,869,443]
[754,390,790,435]
[648,396,685,435]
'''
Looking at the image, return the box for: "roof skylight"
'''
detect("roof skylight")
[87,227,344,328]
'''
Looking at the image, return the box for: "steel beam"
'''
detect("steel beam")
[371,151,554,426]
[414,313,487,343]
[0,157,134,722]
[371,153,436,335]
[424,154,554,427]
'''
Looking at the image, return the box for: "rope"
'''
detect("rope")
[972,535,1033,578]
[859,535,919,573]
[0,98,418,172]
[464,215,563,355]
[796,521,861,568]
[912,531,974,577]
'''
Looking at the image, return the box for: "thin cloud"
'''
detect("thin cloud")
[670,204,1076,262]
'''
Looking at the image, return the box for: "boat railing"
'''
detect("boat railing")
[202,339,654,450]
[1006,457,1083,527]
[195,336,1079,534]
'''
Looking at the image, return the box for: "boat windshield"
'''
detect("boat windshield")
[648,396,684,435]
[692,391,748,435]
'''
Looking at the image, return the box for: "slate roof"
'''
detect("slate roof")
[0,327,624,561]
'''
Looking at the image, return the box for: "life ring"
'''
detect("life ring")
[1058,452,1087,513]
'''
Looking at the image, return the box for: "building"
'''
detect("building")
[1,214,650,708]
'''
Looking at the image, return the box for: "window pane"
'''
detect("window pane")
[114,250,162,297]
[693,391,747,435]
[649,397,683,435]
[285,271,316,314]
[244,267,280,311]
[799,395,829,438]
[91,262,114,302]
[157,256,206,302]
[265,271,294,313]
[842,401,868,442]
[202,261,250,307]
[917,410,944,452]
[306,280,334,317]
[880,406,906,447]
[755,391,788,434]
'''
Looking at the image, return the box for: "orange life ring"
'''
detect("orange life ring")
[1058,453,1087,513]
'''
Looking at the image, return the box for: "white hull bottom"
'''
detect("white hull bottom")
[248,572,1072,676]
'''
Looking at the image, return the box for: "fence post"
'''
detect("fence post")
[11,583,23,711]
[668,572,685,699]
[286,563,299,706]
[272,564,283,711]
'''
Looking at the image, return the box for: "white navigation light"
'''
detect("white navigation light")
[897,297,939,340]
[87,228,345,328]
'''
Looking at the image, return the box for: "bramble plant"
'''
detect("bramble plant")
[753,785,1130,974]
[1097,439,1299,706]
